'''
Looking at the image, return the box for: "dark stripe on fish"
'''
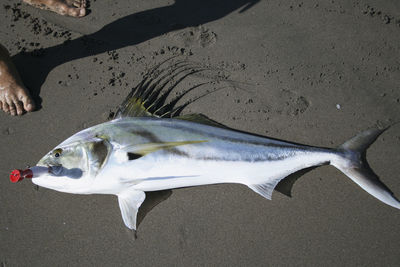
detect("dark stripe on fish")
[115,120,329,162]
[127,153,143,160]
[130,128,193,158]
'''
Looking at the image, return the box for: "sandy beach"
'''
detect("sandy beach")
[1,0,399,265]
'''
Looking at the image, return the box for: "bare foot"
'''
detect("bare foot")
[0,44,35,116]
[23,0,87,17]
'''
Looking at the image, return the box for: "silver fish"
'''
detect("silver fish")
[30,61,400,230]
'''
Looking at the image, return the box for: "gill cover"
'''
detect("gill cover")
[33,135,112,192]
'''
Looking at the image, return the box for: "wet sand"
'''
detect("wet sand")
[1,0,399,266]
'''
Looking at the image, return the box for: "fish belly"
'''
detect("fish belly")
[96,150,333,194]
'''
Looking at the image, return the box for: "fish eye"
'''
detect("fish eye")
[53,148,63,158]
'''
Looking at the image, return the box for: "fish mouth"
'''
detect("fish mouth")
[35,164,83,179]
[49,165,63,176]
[35,163,63,176]
[31,164,84,192]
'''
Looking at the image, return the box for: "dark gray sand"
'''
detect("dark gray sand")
[1,0,399,266]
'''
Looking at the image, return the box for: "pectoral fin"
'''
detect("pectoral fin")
[117,189,146,230]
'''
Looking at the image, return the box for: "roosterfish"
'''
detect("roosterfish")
[11,60,400,230]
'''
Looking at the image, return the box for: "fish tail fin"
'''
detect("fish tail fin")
[331,125,400,209]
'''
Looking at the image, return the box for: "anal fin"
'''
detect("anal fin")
[117,188,146,230]
[247,179,283,200]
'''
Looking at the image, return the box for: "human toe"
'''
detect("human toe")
[13,99,24,116]
[72,0,85,8]
[60,1,85,17]
[7,101,17,116]
[2,102,10,114]
[18,92,35,112]
[68,6,86,17]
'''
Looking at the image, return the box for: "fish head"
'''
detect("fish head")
[33,133,110,193]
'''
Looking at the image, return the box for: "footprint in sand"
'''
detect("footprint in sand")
[175,26,217,48]
[2,127,15,135]
[277,89,310,116]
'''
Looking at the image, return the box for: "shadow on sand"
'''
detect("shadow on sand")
[12,0,260,109]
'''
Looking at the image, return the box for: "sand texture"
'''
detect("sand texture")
[0,0,399,266]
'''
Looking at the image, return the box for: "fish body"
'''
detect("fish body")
[28,60,400,230]
[62,117,332,194]
[32,116,400,230]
